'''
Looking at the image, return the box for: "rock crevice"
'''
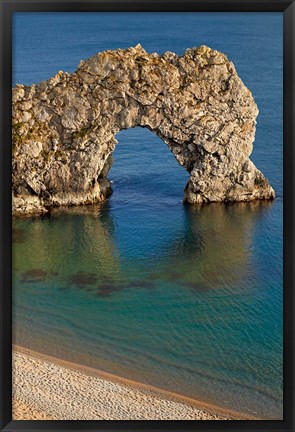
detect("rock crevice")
[12,44,275,214]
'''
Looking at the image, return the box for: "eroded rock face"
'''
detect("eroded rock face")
[12,44,275,214]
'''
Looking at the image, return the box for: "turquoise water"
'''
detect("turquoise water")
[12,13,283,419]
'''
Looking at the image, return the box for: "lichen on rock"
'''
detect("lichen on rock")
[12,44,275,215]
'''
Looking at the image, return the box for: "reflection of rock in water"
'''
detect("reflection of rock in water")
[13,200,274,297]
[161,201,274,291]
[12,227,27,244]
[13,203,119,281]
[50,203,108,217]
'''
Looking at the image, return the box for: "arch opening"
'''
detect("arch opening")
[109,127,190,206]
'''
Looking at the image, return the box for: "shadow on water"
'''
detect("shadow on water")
[13,199,274,297]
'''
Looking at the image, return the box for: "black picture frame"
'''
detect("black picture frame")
[0,1,294,431]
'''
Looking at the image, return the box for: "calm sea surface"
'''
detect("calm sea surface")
[12,13,283,419]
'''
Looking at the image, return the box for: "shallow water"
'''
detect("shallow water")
[12,12,283,419]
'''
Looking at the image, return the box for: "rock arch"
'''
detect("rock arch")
[12,44,275,214]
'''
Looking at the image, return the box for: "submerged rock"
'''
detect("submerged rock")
[20,268,48,283]
[12,44,275,214]
[69,272,98,286]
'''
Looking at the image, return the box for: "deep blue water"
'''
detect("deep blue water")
[12,13,283,419]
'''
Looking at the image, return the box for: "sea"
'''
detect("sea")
[12,12,283,419]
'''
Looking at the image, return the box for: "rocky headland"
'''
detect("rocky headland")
[12,44,275,215]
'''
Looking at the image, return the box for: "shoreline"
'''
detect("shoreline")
[13,344,257,420]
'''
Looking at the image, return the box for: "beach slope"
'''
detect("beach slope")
[13,347,247,420]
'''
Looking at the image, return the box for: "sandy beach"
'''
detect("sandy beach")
[12,345,254,421]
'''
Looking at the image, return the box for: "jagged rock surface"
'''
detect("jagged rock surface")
[12,44,275,214]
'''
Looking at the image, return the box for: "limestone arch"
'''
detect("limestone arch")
[12,44,275,215]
